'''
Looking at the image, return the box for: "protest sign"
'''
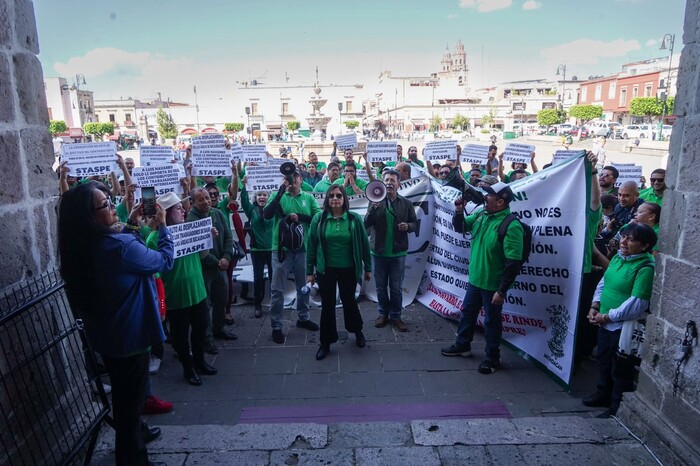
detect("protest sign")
[612,163,643,188]
[191,134,230,176]
[424,140,458,161]
[461,144,490,165]
[503,143,535,164]
[132,164,183,196]
[366,141,398,163]
[356,169,370,182]
[61,142,117,177]
[230,143,243,163]
[241,144,268,163]
[268,158,288,168]
[334,133,357,150]
[552,150,582,166]
[245,165,284,192]
[140,146,175,166]
[169,217,213,258]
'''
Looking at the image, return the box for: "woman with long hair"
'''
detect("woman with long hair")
[58,182,174,466]
[306,184,372,360]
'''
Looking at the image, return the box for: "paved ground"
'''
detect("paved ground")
[91,297,661,464]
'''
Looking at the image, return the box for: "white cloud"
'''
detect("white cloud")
[646,38,658,47]
[459,0,513,13]
[448,13,459,19]
[522,0,542,10]
[540,38,641,65]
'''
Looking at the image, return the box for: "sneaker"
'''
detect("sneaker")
[142,395,173,415]
[441,344,472,357]
[477,359,500,374]
[272,329,285,344]
[390,319,408,332]
[254,305,262,318]
[296,319,320,331]
[204,340,219,355]
[374,315,389,328]
[148,356,161,375]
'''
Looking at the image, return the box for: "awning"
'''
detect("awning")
[180,128,197,134]
[201,127,218,133]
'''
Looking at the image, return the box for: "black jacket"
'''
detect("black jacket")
[364,194,417,254]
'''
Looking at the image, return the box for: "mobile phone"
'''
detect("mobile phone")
[142,186,156,216]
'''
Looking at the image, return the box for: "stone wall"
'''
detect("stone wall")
[0,0,57,292]
[617,1,700,464]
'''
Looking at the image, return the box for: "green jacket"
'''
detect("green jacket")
[240,190,273,251]
[186,205,233,268]
[306,210,371,282]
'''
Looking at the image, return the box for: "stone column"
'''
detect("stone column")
[617,2,700,464]
[0,0,57,291]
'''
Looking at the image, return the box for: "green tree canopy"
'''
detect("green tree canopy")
[48,120,67,136]
[344,120,359,129]
[629,96,675,121]
[83,122,115,141]
[429,115,442,132]
[452,114,470,130]
[156,108,178,139]
[568,105,603,123]
[537,109,565,127]
[286,121,301,131]
[224,122,245,132]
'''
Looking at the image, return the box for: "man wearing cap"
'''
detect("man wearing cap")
[263,169,322,344]
[442,182,524,374]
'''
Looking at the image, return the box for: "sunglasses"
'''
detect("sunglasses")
[94,198,113,211]
[439,171,450,177]
[650,178,664,183]
[328,193,344,199]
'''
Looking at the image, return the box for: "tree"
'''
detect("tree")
[629,96,675,122]
[344,120,359,129]
[537,109,564,127]
[224,122,245,132]
[286,121,300,131]
[452,114,470,130]
[429,115,442,132]
[83,122,115,141]
[156,108,178,139]
[568,105,603,124]
[48,120,67,136]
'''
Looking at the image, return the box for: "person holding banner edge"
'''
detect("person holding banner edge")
[442,181,524,374]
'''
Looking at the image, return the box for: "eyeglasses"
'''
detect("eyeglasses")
[650,178,665,183]
[328,193,344,199]
[94,198,113,211]
[439,171,450,177]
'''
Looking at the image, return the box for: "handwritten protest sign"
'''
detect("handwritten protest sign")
[191,134,230,176]
[61,142,117,177]
[552,150,582,165]
[424,139,458,161]
[169,217,213,258]
[132,164,183,196]
[140,146,175,166]
[244,165,284,192]
[461,144,490,165]
[613,163,643,188]
[366,141,397,163]
[503,143,535,164]
[335,133,357,150]
[241,144,268,163]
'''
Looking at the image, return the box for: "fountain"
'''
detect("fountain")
[306,82,332,141]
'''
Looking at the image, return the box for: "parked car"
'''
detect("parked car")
[557,124,574,135]
[589,121,622,138]
[661,125,673,139]
[621,124,655,140]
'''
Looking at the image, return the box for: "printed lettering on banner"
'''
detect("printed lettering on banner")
[230,143,243,163]
[424,139,458,161]
[169,217,214,258]
[503,143,535,164]
[335,133,357,150]
[461,144,490,165]
[612,163,643,188]
[356,169,370,182]
[132,164,184,198]
[366,141,398,163]
[552,150,582,165]
[245,165,284,192]
[140,145,175,166]
[191,134,231,176]
[241,144,268,163]
[60,142,117,177]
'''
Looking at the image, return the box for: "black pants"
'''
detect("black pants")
[318,267,363,347]
[169,299,208,371]
[203,268,228,340]
[251,250,272,307]
[102,351,150,466]
[596,327,640,411]
[575,269,604,361]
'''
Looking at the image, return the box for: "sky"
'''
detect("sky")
[34,0,685,106]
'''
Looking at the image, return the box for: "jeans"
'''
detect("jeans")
[203,267,228,340]
[318,267,363,346]
[168,299,208,371]
[596,327,639,411]
[251,250,272,307]
[270,249,310,330]
[455,283,502,362]
[373,255,405,320]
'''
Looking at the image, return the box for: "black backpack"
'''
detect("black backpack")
[279,215,305,253]
[497,213,532,263]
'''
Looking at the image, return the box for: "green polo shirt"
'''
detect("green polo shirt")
[267,190,321,250]
[372,200,405,258]
[324,212,353,268]
[639,187,663,207]
[332,177,369,196]
[313,176,337,193]
[600,253,655,314]
[584,207,603,273]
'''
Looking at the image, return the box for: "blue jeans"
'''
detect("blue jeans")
[373,255,405,320]
[455,283,502,362]
[270,249,310,330]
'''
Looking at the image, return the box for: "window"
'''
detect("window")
[109,114,115,122]
[581,87,588,102]
[619,88,627,107]
[644,84,652,97]
[345,101,352,113]
[608,82,616,99]
[282,102,288,115]
[125,113,132,122]
[632,85,638,98]
[594,84,602,101]
[251,103,258,115]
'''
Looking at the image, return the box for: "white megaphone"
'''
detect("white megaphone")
[365,180,386,203]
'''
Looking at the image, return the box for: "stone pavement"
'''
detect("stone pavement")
[92,296,661,464]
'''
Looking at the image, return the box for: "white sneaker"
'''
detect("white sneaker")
[149,356,161,375]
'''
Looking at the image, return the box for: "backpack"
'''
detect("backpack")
[278,215,305,260]
[497,213,532,263]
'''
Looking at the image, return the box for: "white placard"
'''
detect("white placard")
[613,163,643,188]
[169,217,214,258]
[60,142,117,177]
[230,143,243,163]
[191,134,230,176]
[268,158,288,167]
[244,165,284,192]
[356,169,370,182]
[366,141,398,163]
[461,144,490,165]
[132,164,183,196]
[552,150,582,165]
[503,143,535,164]
[335,133,357,150]
[241,144,268,163]
[424,139,458,161]
[140,145,175,166]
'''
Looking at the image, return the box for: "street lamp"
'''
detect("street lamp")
[555,64,567,111]
[338,102,343,134]
[245,106,251,143]
[193,85,200,134]
[658,33,675,141]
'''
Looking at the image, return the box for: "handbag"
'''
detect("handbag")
[617,314,648,358]
[232,240,247,260]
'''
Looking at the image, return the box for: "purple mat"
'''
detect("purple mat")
[238,401,511,424]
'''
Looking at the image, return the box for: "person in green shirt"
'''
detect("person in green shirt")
[306,184,372,360]
[585,222,657,418]
[441,182,524,375]
[240,184,273,317]
[638,168,665,206]
[340,148,363,170]
[313,162,342,193]
[306,152,327,175]
[333,163,369,196]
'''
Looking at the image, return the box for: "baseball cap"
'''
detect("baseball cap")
[476,175,499,186]
[482,181,514,203]
[157,192,188,210]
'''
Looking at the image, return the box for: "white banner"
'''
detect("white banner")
[367,141,398,163]
[334,133,357,150]
[424,140,458,161]
[241,144,268,163]
[552,150,582,166]
[140,145,175,166]
[245,165,284,192]
[60,142,117,177]
[169,217,213,258]
[461,144,490,165]
[613,163,643,188]
[132,164,183,196]
[191,134,230,176]
[504,143,535,164]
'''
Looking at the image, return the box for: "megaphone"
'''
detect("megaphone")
[280,161,296,183]
[444,169,485,205]
[365,180,387,203]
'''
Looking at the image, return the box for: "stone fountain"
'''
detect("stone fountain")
[306,83,332,141]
